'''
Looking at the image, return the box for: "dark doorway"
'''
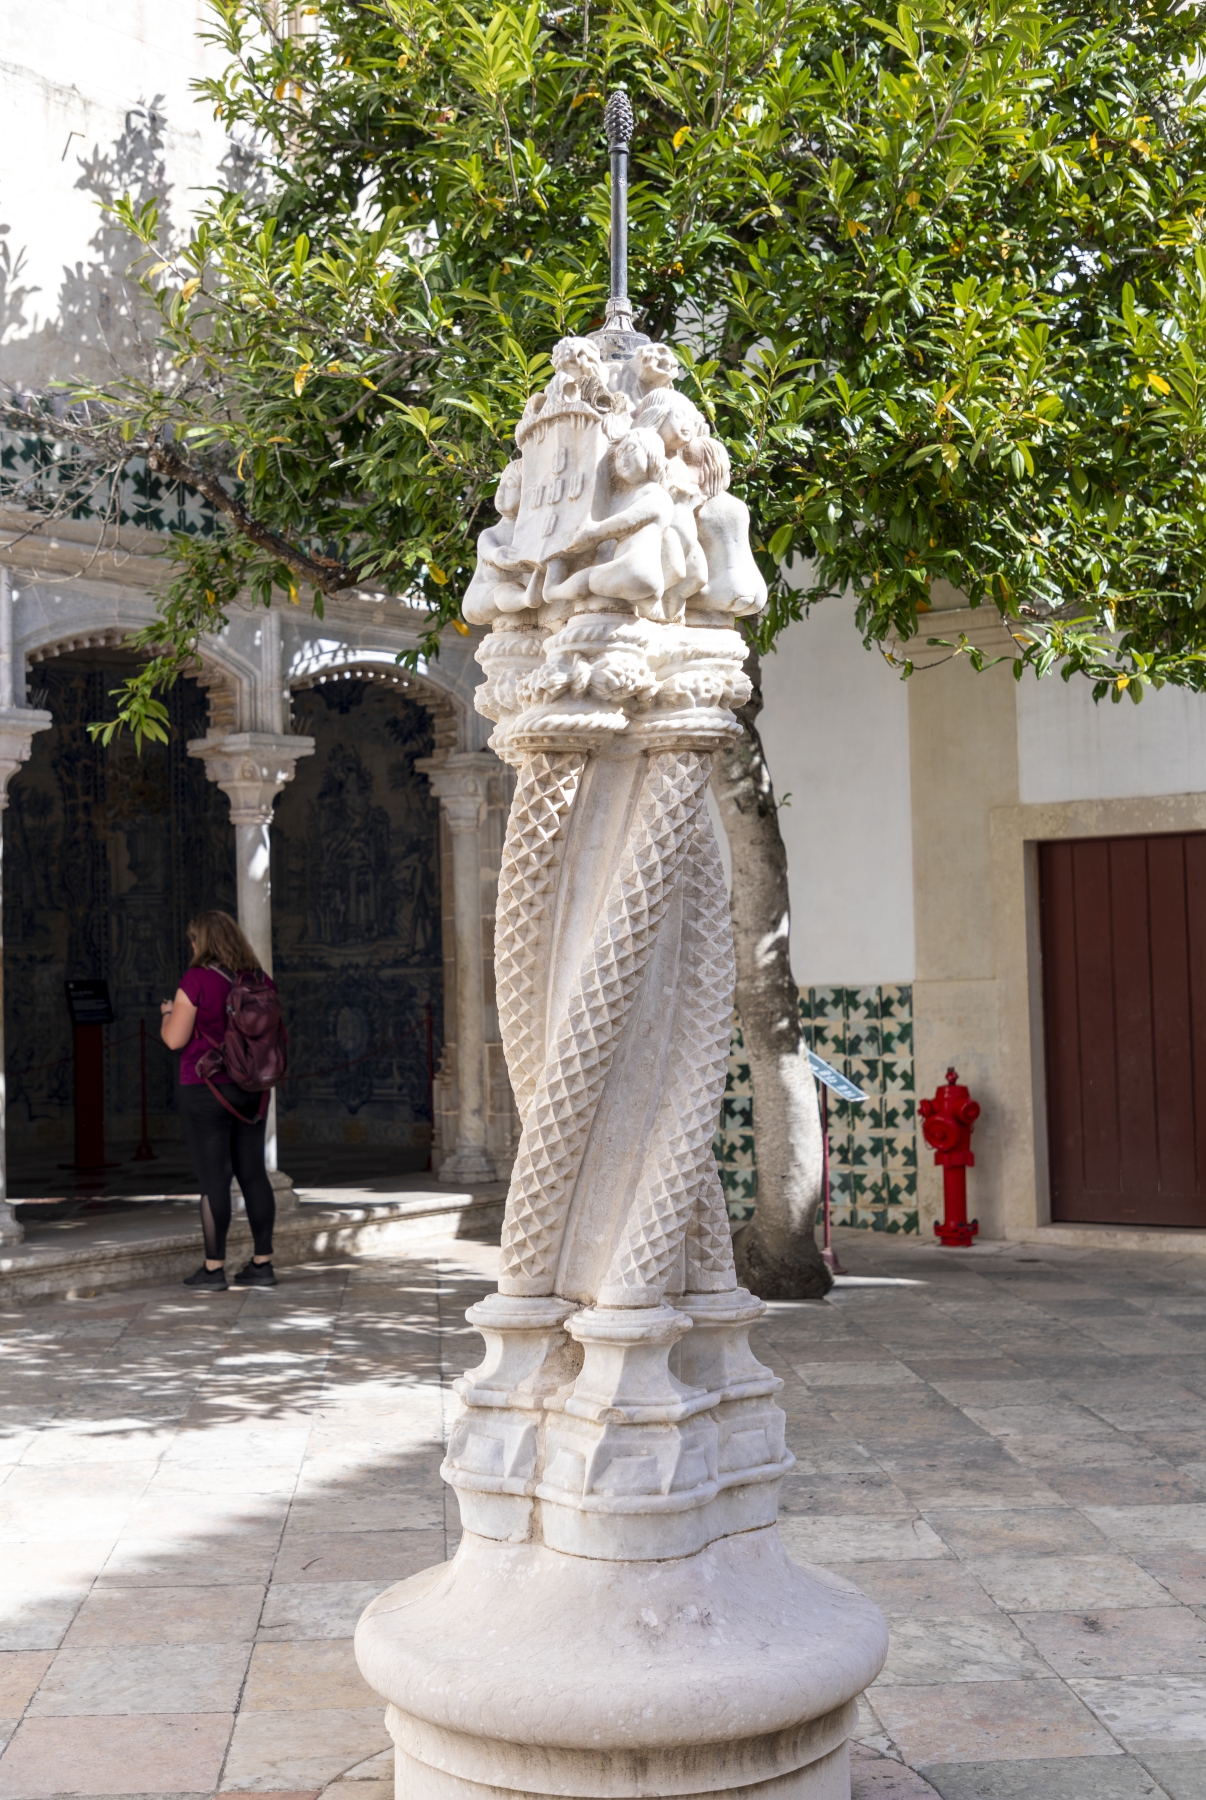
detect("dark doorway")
[5,651,235,1193]
[1039,833,1206,1229]
[272,681,443,1182]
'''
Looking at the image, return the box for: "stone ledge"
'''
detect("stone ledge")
[0,1188,507,1304]
[1005,1221,1206,1257]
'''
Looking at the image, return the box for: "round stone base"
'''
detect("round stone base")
[354,1526,887,1800]
[391,1737,851,1800]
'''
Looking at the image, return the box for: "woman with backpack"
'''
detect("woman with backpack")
[160,910,281,1291]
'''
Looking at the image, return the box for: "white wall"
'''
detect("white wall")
[725,597,915,987]
[1,1,231,388]
[1017,670,1206,804]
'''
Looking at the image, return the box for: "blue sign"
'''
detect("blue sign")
[808,1050,866,1104]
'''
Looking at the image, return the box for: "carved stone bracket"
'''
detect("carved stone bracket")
[187,730,315,826]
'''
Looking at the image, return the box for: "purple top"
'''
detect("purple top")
[178,966,276,1085]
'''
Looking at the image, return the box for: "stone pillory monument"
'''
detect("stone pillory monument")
[354,91,888,1800]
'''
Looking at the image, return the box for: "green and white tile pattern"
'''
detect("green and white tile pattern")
[714,985,918,1236]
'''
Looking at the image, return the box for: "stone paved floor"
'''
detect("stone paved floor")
[0,1229,1204,1800]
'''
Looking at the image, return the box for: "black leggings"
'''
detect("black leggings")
[178,1082,275,1262]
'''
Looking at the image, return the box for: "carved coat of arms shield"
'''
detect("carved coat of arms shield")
[510,399,610,566]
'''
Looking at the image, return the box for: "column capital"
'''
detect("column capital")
[188,731,315,825]
[0,707,52,808]
[417,750,500,834]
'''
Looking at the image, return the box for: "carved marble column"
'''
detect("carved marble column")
[417,752,499,1185]
[355,321,887,1800]
[0,570,52,1241]
[188,731,314,1194]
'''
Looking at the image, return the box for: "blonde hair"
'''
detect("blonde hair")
[188,910,261,973]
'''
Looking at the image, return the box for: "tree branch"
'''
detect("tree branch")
[145,439,356,594]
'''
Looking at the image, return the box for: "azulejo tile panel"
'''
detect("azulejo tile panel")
[713,985,918,1237]
[1,432,221,537]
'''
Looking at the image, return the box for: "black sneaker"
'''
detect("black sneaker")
[232,1259,277,1287]
[183,1264,227,1291]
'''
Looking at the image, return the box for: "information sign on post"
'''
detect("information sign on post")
[62,981,116,1174]
[808,1050,866,1274]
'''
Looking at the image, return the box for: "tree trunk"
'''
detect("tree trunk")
[712,645,832,1300]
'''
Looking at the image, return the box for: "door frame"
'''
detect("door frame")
[990,793,1206,1241]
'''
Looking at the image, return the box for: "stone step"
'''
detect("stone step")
[0,1184,507,1304]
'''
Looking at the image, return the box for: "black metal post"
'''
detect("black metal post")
[604,86,633,307]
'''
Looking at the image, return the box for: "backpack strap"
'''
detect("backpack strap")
[203,1077,269,1123]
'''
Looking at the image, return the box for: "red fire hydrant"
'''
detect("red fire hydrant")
[920,1067,981,1247]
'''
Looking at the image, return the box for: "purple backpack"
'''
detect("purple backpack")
[195,966,288,1119]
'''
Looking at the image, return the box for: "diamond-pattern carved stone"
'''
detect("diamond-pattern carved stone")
[599,808,736,1304]
[499,749,712,1295]
[495,752,585,1123]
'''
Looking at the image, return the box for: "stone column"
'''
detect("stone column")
[417,752,499,1185]
[188,732,314,1197]
[356,337,887,1800]
[0,568,52,1242]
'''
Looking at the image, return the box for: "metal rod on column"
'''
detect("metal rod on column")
[605,86,632,308]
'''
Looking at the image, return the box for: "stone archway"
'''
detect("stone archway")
[286,662,519,1184]
[3,645,236,1192]
[271,673,447,1182]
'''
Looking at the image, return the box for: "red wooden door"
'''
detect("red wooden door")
[1039,833,1206,1228]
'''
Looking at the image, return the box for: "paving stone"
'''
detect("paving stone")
[873,1615,1050,1686]
[1017,1607,1206,1679]
[271,1529,448,1583]
[28,1642,251,1715]
[0,1712,233,1796]
[871,1676,1118,1766]
[1132,1551,1206,1605]
[241,1640,379,1711]
[1085,1506,1206,1555]
[219,1705,392,1792]
[779,1472,914,1516]
[1136,1751,1206,1799]
[964,1554,1174,1613]
[886,1466,1063,1512]
[65,1583,266,1648]
[1041,1466,1206,1508]
[927,1507,1111,1560]
[0,1651,52,1713]
[1069,1675,1206,1749]
[851,1744,943,1796]
[922,1754,1168,1798]
[777,1513,950,1564]
[258,1582,385,1641]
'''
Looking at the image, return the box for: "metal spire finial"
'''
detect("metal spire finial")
[604,86,635,150]
[590,84,649,360]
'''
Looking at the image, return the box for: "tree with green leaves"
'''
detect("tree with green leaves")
[7,0,1206,1294]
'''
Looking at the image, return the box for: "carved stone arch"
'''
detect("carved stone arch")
[288,660,460,750]
[27,626,133,666]
[25,624,253,739]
